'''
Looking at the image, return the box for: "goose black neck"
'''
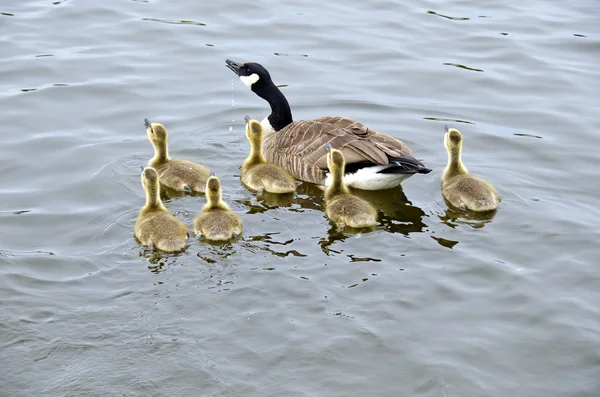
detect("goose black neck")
[254,83,293,132]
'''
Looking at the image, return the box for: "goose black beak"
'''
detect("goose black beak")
[326,143,333,152]
[210,171,216,177]
[225,59,242,76]
[144,118,151,128]
[244,115,251,124]
[444,124,449,133]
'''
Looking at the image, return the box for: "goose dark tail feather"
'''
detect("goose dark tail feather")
[377,158,432,175]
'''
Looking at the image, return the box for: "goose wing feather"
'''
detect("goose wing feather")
[263,116,418,183]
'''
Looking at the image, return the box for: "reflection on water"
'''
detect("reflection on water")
[137,177,430,265]
[423,117,475,125]
[438,202,498,230]
[241,232,307,259]
[443,62,484,73]
[431,235,460,249]
[141,18,206,26]
[237,188,295,213]
[427,10,470,21]
[160,184,206,200]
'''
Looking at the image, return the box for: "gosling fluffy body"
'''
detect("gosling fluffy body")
[194,174,243,241]
[135,167,189,252]
[145,119,210,193]
[442,126,500,212]
[241,117,296,194]
[324,146,377,228]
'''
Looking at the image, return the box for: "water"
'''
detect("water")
[1,0,599,396]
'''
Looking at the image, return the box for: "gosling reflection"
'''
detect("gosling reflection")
[239,233,307,258]
[159,184,205,200]
[438,204,497,229]
[348,186,427,235]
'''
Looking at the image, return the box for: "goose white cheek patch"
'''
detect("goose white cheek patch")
[240,73,260,88]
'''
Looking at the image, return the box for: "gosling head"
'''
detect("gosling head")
[326,144,345,172]
[245,118,263,143]
[206,173,222,202]
[141,166,159,190]
[444,125,463,153]
[144,118,168,148]
[225,59,273,92]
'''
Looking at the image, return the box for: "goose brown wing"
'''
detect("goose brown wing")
[263,116,418,184]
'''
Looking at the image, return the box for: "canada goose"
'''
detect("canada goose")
[241,116,297,194]
[442,126,500,212]
[225,59,432,190]
[324,144,378,228]
[194,173,243,241]
[144,118,210,193]
[135,167,189,252]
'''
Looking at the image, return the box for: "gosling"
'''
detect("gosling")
[324,144,378,228]
[442,126,500,212]
[135,167,189,252]
[145,118,210,193]
[241,116,296,194]
[194,173,243,241]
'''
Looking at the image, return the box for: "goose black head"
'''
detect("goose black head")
[225,59,273,92]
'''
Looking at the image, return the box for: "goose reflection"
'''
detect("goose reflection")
[318,184,427,255]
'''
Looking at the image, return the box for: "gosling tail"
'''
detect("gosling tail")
[472,197,499,212]
[347,213,377,229]
[264,179,296,194]
[156,237,187,252]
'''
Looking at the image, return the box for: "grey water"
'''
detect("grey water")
[1,0,599,396]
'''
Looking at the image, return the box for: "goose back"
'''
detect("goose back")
[262,116,421,184]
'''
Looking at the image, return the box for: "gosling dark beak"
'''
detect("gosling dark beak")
[225,59,242,76]
[444,124,449,133]
[144,118,151,128]
[140,165,145,172]
[244,115,251,124]
[210,171,216,177]
[326,143,333,152]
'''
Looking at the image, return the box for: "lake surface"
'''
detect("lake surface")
[1,0,599,396]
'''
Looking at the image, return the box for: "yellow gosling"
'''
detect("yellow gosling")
[442,126,500,212]
[145,118,210,193]
[135,167,189,252]
[324,144,377,228]
[241,116,296,194]
[194,173,242,241]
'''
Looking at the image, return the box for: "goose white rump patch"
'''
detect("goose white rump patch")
[324,165,413,190]
[240,73,260,88]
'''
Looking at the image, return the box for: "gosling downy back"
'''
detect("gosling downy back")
[144,118,210,193]
[135,167,189,252]
[225,59,431,190]
[241,116,296,194]
[442,126,500,212]
[324,144,377,228]
[194,173,243,241]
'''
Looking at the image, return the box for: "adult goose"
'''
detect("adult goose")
[225,59,431,190]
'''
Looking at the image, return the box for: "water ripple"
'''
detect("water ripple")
[142,17,206,26]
